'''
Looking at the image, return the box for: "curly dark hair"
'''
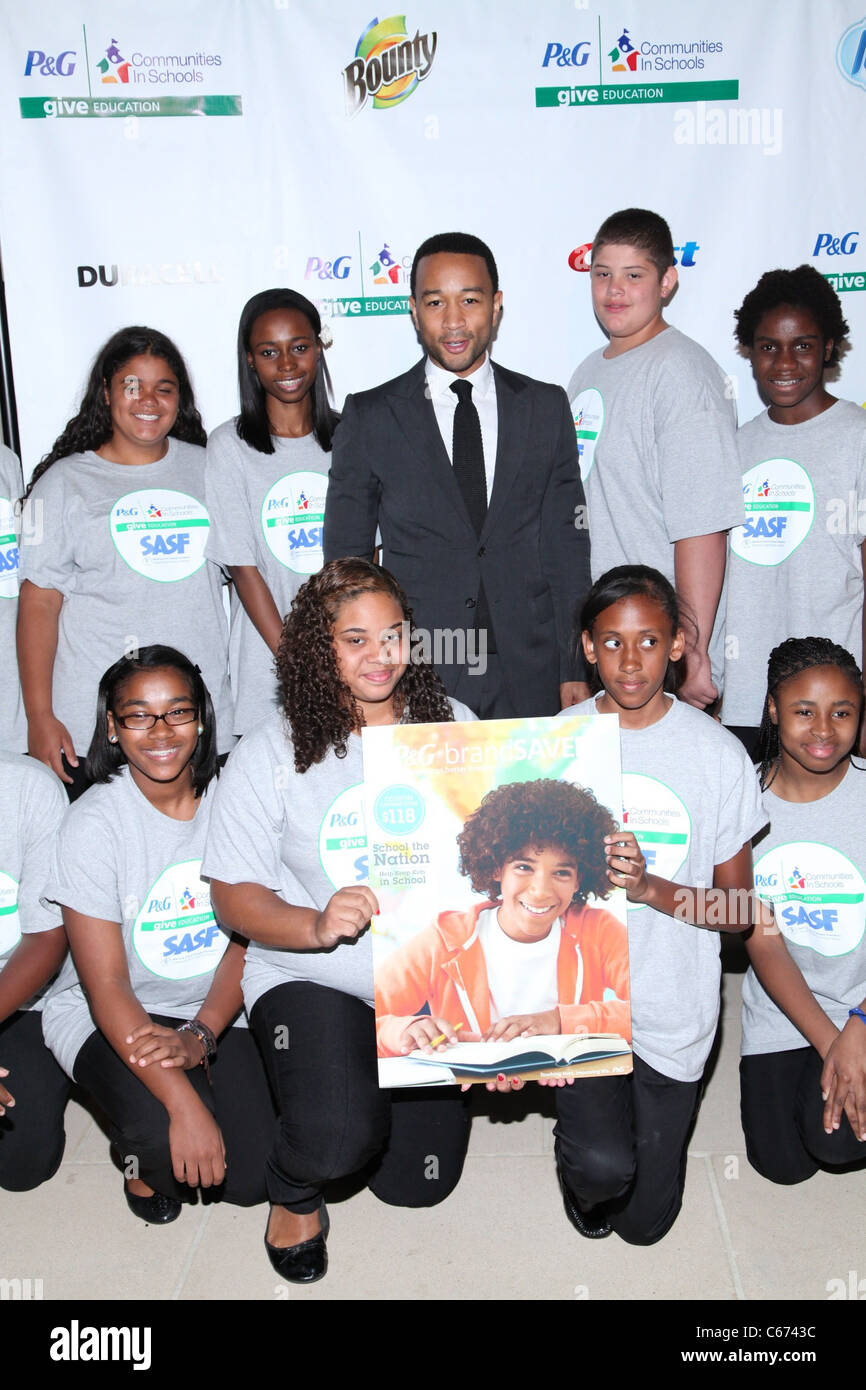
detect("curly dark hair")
[277,558,455,772]
[756,636,863,790]
[236,287,339,454]
[24,326,206,500]
[734,265,849,368]
[456,778,618,906]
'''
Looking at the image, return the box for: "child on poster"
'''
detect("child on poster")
[376,778,630,1056]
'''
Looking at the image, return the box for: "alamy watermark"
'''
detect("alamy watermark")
[673,100,783,157]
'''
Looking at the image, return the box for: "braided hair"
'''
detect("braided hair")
[756,636,863,789]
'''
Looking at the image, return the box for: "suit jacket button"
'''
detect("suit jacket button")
[465,597,476,609]
[477,545,486,556]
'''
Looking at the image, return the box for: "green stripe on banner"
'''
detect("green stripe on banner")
[114,518,209,533]
[536,80,739,107]
[635,831,689,844]
[824,273,866,293]
[19,95,242,119]
[325,837,365,851]
[746,502,811,512]
[321,297,409,317]
[266,514,324,527]
[773,894,864,905]
[575,430,598,440]
[0,534,15,545]
[0,904,17,916]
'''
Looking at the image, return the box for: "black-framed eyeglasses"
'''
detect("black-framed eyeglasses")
[112,707,198,730]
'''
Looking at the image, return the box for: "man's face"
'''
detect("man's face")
[410,252,502,376]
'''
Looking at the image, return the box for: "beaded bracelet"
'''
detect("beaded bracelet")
[848,1007,866,1027]
[176,1019,217,1079]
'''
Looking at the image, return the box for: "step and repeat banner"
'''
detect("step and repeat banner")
[0,0,864,474]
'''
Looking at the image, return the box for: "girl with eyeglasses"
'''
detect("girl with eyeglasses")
[41,646,273,1224]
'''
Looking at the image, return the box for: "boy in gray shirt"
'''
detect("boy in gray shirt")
[568,208,743,706]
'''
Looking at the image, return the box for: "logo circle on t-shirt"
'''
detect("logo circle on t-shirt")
[570,388,604,481]
[622,773,691,913]
[110,489,210,582]
[0,497,19,601]
[318,783,368,890]
[753,841,866,957]
[0,870,21,955]
[132,860,228,980]
[731,459,814,567]
[261,471,329,575]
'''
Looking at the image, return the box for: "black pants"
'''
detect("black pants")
[0,1010,71,1191]
[250,981,471,1213]
[741,1046,866,1184]
[74,1014,275,1206]
[555,1053,701,1245]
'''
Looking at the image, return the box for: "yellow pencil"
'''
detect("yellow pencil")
[429,1022,464,1048]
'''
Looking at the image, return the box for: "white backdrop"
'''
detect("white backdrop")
[1,0,864,477]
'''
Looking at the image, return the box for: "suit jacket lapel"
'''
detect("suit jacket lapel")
[482,362,530,540]
[388,360,477,536]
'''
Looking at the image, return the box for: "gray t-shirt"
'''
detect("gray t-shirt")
[0,751,66,1012]
[567,326,743,687]
[0,444,25,752]
[205,420,330,735]
[742,763,866,1055]
[723,401,866,727]
[41,768,235,1079]
[563,695,767,1081]
[202,699,476,1016]
[18,439,233,754]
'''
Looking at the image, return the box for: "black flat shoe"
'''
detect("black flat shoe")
[124,1184,182,1225]
[557,1167,612,1239]
[264,1201,330,1284]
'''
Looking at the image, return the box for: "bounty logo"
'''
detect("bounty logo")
[343,15,437,115]
[95,37,131,84]
[609,26,640,72]
[837,17,866,90]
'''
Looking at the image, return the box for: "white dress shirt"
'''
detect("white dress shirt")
[425,353,498,503]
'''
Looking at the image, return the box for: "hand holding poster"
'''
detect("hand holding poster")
[363,714,632,1087]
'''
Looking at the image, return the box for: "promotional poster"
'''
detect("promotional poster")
[363,713,632,1086]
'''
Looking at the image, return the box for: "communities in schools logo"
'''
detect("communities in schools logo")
[305,234,412,319]
[342,14,437,115]
[812,229,866,294]
[19,24,241,119]
[537,14,737,109]
[837,16,866,90]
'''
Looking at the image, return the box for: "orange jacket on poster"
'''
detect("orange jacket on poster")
[375,900,631,1056]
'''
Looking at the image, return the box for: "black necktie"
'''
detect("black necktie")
[450,378,487,535]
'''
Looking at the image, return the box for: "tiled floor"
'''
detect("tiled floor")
[3,952,864,1302]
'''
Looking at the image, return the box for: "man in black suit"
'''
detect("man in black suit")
[323,232,591,717]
